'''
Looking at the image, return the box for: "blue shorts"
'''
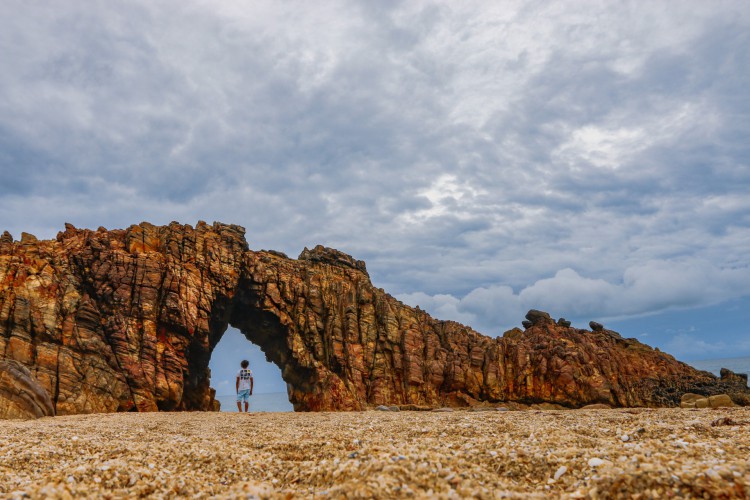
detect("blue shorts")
[237,389,251,403]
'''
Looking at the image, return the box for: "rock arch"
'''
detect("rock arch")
[0,221,747,416]
[187,281,321,412]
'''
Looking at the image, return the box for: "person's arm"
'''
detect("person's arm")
[236,376,240,394]
[250,376,254,395]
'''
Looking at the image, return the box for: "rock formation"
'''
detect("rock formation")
[589,321,605,332]
[0,221,748,416]
[680,392,735,408]
[0,360,55,419]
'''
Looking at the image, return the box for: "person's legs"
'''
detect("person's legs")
[237,389,246,412]
[237,389,250,412]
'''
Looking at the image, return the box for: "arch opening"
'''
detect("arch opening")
[181,280,320,411]
[208,328,292,411]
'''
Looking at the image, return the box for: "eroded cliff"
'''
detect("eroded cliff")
[0,222,747,416]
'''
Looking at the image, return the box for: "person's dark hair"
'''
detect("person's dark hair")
[241,360,249,368]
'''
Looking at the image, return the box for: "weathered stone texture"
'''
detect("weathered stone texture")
[0,360,54,419]
[0,221,747,416]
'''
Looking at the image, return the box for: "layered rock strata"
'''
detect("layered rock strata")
[0,222,747,415]
[0,359,55,419]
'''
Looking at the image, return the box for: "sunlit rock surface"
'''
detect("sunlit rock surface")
[0,222,747,415]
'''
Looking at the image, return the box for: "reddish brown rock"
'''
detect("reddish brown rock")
[0,221,748,416]
[0,360,54,419]
[721,367,749,388]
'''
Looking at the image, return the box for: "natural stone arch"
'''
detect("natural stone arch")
[179,250,367,413]
[182,281,319,412]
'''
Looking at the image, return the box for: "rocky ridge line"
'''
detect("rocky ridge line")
[0,222,747,417]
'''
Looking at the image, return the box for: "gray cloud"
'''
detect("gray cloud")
[1,1,749,355]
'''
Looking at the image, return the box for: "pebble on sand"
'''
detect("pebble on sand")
[554,465,568,480]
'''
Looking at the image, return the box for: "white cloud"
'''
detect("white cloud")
[398,260,750,336]
[395,291,475,327]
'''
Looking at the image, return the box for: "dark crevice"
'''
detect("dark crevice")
[69,251,137,412]
[53,346,60,414]
[180,294,232,410]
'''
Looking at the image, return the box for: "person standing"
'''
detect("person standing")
[236,359,254,412]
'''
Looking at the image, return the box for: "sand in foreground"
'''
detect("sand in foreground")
[1,407,749,499]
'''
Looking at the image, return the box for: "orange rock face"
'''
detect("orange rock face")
[0,222,747,415]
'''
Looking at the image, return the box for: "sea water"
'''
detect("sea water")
[687,355,750,385]
[216,392,294,412]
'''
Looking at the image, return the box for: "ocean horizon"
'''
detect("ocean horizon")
[216,391,294,412]
[687,355,750,382]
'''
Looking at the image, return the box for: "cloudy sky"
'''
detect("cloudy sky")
[2,1,749,388]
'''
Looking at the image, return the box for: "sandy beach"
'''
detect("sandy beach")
[1,407,749,499]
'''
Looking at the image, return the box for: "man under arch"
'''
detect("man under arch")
[236,360,254,412]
